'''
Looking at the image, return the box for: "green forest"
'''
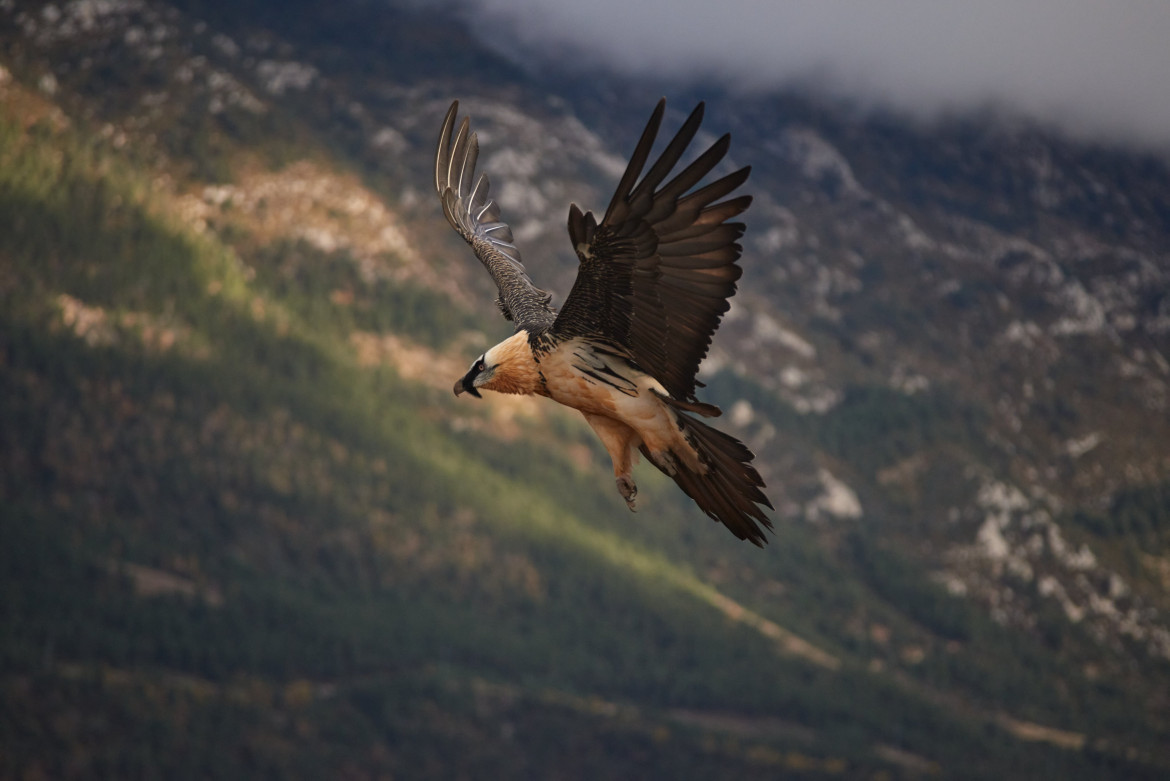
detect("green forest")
[1,22,1169,778]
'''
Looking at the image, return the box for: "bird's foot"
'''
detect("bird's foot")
[617,474,638,511]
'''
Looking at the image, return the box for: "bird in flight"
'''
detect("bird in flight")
[435,99,773,545]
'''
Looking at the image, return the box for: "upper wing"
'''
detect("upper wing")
[552,100,751,403]
[434,101,557,333]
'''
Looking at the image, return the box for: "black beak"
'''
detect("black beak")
[454,372,482,398]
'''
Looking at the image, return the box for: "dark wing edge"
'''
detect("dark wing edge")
[554,99,752,402]
[434,100,556,332]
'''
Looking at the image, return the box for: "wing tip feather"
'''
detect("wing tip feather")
[432,99,557,333]
[555,99,753,401]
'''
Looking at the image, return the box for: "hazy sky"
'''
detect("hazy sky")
[463,0,1170,150]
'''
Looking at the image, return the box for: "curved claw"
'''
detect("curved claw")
[617,474,638,512]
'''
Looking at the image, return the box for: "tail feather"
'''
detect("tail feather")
[642,412,774,546]
[653,389,722,418]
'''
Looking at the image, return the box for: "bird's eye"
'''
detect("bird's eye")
[476,361,486,372]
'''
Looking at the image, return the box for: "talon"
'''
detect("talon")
[617,475,638,511]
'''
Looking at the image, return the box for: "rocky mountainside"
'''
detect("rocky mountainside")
[2,1,1169,778]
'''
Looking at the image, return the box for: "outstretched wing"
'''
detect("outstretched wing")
[552,100,751,403]
[435,101,557,333]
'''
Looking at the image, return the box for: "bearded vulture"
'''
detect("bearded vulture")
[435,99,773,545]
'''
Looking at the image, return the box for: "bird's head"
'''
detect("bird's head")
[454,352,493,399]
[453,331,540,399]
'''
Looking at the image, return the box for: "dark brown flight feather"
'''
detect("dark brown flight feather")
[554,99,752,403]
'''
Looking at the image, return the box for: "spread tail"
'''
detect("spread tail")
[642,412,774,546]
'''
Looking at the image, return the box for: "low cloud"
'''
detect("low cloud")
[463,0,1170,150]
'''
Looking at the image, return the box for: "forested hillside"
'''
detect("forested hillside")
[2,1,1169,778]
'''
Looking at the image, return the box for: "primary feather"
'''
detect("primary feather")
[555,99,752,403]
[434,101,557,331]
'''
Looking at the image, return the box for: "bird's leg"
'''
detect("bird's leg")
[616,474,638,511]
[582,413,642,513]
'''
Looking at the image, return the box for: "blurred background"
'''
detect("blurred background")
[2,1,1169,778]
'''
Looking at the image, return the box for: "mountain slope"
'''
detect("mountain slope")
[2,1,1169,778]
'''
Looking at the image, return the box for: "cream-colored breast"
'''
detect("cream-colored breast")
[540,340,670,426]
